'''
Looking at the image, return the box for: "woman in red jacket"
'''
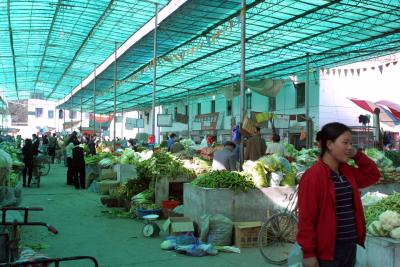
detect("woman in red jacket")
[297,122,380,267]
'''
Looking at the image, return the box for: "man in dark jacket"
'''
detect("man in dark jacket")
[72,140,86,189]
[32,134,40,156]
[22,139,34,187]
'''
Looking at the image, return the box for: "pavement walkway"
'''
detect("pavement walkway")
[20,163,278,267]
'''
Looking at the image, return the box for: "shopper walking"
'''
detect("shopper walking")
[32,134,40,156]
[65,136,76,185]
[48,133,58,164]
[21,139,34,187]
[266,134,287,157]
[297,122,381,267]
[72,140,86,189]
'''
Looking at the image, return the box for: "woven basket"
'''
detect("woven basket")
[97,180,120,195]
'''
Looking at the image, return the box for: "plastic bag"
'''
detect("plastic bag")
[288,242,303,267]
[208,214,233,246]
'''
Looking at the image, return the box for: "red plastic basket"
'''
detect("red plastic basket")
[162,200,180,209]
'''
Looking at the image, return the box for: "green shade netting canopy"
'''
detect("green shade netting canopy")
[61,0,400,114]
[0,0,170,101]
[1,0,400,114]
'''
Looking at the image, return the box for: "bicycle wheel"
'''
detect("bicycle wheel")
[39,161,50,176]
[258,212,298,265]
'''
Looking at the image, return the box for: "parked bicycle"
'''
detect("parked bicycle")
[0,207,99,266]
[258,172,304,265]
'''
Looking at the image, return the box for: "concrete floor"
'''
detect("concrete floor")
[20,164,280,267]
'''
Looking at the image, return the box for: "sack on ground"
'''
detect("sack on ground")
[200,214,233,246]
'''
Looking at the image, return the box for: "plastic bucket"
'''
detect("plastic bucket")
[270,172,283,187]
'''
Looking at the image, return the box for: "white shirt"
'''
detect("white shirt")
[266,142,287,157]
[66,143,75,158]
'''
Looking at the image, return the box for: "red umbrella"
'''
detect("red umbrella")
[376,100,400,121]
[348,98,400,127]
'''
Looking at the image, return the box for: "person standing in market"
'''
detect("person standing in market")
[170,138,185,153]
[244,127,267,161]
[212,141,237,171]
[21,139,34,187]
[88,135,97,155]
[167,133,176,152]
[47,133,58,164]
[32,134,40,156]
[297,122,381,267]
[72,140,86,189]
[65,136,77,185]
[266,134,287,157]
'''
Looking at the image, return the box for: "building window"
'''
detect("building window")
[197,103,201,115]
[227,100,232,116]
[35,108,43,118]
[69,111,77,119]
[245,93,252,110]
[211,100,216,113]
[185,105,188,116]
[48,110,54,119]
[268,97,276,112]
[59,110,64,119]
[295,82,305,108]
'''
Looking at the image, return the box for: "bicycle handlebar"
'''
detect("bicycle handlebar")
[47,225,58,234]
[0,256,99,267]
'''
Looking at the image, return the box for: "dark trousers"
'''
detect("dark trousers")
[48,147,55,163]
[66,157,74,185]
[74,167,86,189]
[319,241,357,267]
[22,162,33,186]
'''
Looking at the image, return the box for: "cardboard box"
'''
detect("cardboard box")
[162,217,194,235]
[233,221,262,248]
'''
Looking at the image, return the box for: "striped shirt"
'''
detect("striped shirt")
[331,171,357,242]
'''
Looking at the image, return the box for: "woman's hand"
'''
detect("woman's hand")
[303,257,319,267]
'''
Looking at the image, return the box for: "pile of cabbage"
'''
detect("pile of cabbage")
[117,149,153,165]
[364,148,400,182]
[365,193,400,240]
[0,142,23,168]
[243,154,297,187]
[0,149,12,185]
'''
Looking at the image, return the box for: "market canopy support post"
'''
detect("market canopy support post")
[239,0,246,169]
[150,1,159,144]
[113,42,118,151]
[305,53,312,148]
[93,65,97,137]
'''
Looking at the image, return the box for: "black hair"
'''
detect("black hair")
[316,122,352,157]
[170,133,176,138]
[273,134,280,143]
[73,140,80,146]
[25,138,32,146]
[224,141,236,148]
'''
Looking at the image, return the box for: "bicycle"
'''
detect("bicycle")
[0,207,58,263]
[32,153,51,188]
[0,207,99,266]
[258,172,303,265]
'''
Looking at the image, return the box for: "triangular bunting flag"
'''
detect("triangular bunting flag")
[344,69,348,77]
[386,63,391,67]
[320,67,325,73]
[371,66,375,70]
[378,65,383,74]
[332,69,336,76]
[393,61,398,66]
[326,69,330,75]
[216,30,221,38]
[356,69,361,76]
[338,69,342,76]
[229,20,234,28]
[191,47,195,55]
[350,69,354,76]
[363,68,367,72]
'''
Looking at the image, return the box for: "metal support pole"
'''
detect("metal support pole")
[305,53,311,148]
[80,78,83,132]
[113,42,118,151]
[70,95,73,132]
[151,3,158,143]
[93,67,97,137]
[121,108,124,139]
[239,0,246,170]
[187,90,190,138]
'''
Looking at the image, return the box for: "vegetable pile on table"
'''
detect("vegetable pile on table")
[365,193,400,240]
[192,171,256,192]
[364,148,400,183]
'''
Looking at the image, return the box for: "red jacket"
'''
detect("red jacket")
[297,151,380,260]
